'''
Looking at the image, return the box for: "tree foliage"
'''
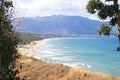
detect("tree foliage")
[0,0,20,79]
[98,24,111,35]
[86,0,120,43]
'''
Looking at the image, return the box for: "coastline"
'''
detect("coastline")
[17,39,120,80]
[17,40,40,57]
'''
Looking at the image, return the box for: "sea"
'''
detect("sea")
[34,37,120,77]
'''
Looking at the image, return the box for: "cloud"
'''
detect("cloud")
[13,0,104,20]
[13,0,90,16]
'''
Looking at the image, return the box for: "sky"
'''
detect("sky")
[12,0,114,20]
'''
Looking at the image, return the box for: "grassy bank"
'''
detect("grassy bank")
[17,56,120,80]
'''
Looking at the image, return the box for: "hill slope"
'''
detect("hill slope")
[18,56,120,80]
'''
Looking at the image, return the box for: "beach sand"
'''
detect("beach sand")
[17,41,40,57]
[17,40,120,80]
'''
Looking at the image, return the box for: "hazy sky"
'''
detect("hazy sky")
[12,0,114,20]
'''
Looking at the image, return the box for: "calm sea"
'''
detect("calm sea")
[34,37,120,77]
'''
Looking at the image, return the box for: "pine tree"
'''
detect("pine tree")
[86,0,120,51]
[0,0,20,79]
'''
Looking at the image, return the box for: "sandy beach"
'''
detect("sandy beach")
[17,41,40,57]
[17,40,120,80]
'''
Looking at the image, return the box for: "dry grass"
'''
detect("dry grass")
[17,56,120,80]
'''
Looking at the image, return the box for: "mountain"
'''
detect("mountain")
[13,15,104,35]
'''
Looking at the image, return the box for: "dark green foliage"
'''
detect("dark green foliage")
[86,0,120,46]
[98,5,119,19]
[0,0,20,79]
[105,0,113,1]
[98,5,108,19]
[98,24,111,36]
[110,18,117,26]
[86,0,104,14]
[19,33,43,44]
[87,0,119,19]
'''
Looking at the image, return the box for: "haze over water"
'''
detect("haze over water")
[34,37,120,77]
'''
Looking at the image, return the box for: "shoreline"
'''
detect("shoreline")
[17,40,41,57]
[18,39,120,80]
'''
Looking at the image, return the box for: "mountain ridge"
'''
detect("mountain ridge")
[13,15,105,35]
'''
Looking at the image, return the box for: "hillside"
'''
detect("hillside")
[18,33,43,44]
[18,32,76,44]
[13,15,105,35]
[18,56,120,80]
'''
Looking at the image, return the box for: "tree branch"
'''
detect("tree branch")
[110,33,118,37]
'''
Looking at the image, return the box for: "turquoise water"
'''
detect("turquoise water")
[34,37,120,77]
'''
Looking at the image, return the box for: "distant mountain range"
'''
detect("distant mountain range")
[13,15,105,35]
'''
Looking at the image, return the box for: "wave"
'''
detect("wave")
[33,37,120,77]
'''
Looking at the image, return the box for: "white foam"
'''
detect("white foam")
[34,38,93,70]
[87,64,92,68]
[63,63,77,67]
[63,46,69,48]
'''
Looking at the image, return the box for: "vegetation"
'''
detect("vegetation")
[18,33,43,44]
[18,32,72,44]
[0,0,20,79]
[86,0,120,50]
[18,56,120,80]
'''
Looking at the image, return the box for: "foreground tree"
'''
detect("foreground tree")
[0,0,20,79]
[86,0,120,51]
